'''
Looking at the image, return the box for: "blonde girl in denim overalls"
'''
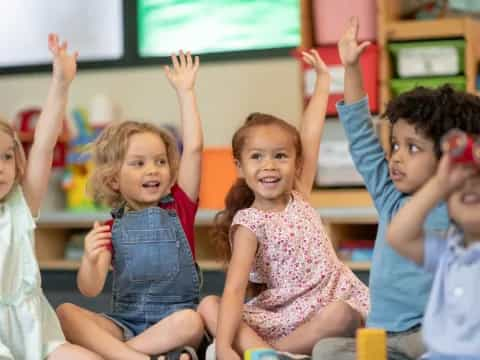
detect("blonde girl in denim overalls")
[56,52,204,360]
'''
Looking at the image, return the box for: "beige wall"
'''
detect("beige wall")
[0,57,303,147]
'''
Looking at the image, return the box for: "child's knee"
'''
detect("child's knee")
[197,295,220,318]
[177,309,204,338]
[322,302,362,334]
[55,302,79,324]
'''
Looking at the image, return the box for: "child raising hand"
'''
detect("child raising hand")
[198,50,369,360]
[56,51,204,360]
[0,35,101,359]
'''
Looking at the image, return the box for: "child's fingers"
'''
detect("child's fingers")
[170,53,180,69]
[186,51,192,68]
[178,49,186,68]
[358,41,371,54]
[164,65,172,78]
[48,33,59,53]
[193,55,200,71]
[302,51,315,65]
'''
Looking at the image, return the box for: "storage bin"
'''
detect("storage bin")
[199,148,237,209]
[313,0,377,45]
[390,76,466,97]
[389,40,465,78]
[298,44,378,115]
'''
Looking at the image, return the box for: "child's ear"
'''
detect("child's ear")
[110,176,120,191]
[235,159,244,178]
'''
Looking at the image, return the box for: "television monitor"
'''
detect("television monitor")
[0,0,124,68]
[137,0,300,58]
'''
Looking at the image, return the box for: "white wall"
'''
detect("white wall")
[0,57,304,147]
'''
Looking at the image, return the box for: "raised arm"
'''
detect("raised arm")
[23,34,77,216]
[164,51,203,201]
[337,18,399,211]
[296,49,330,198]
[338,16,370,104]
[216,226,258,360]
[387,154,474,264]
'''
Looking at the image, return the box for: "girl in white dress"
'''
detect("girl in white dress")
[0,34,101,360]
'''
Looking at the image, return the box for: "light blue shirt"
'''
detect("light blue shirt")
[423,227,480,359]
[337,97,450,332]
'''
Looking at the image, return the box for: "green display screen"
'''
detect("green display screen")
[137,0,300,57]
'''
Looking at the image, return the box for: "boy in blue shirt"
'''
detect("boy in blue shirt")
[313,17,480,360]
[387,142,480,359]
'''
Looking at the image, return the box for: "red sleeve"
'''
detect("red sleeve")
[170,184,198,258]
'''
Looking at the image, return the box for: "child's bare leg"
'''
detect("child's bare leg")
[56,303,149,360]
[272,301,362,355]
[47,343,103,360]
[126,309,204,358]
[198,295,270,355]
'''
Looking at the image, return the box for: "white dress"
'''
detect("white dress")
[0,185,65,360]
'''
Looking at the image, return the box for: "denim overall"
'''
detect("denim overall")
[104,195,200,339]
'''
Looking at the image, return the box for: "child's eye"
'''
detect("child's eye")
[156,159,167,166]
[391,143,399,152]
[275,153,288,159]
[250,153,262,160]
[0,153,13,161]
[129,160,144,167]
[409,144,420,153]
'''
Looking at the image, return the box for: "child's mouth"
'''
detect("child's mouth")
[461,192,480,205]
[142,181,160,188]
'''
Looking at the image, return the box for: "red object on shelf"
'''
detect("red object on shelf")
[295,44,378,116]
[14,108,68,168]
[340,239,375,250]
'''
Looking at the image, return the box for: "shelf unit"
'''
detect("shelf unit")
[377,0,480,111]
[36,189,377,272]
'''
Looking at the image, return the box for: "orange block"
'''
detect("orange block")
[199,148,238,209]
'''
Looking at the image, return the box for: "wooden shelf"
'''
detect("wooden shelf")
[385,17,480,41]
[37,189,378,228]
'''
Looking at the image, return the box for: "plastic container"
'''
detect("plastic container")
[388,40,465,78]
[297,44,378,115]
[390,76,466,97]
[313,0,377,45]
[199,148,237,209]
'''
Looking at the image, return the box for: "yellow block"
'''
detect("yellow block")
[356,328,387,360]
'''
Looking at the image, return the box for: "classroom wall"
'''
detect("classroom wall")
[0,57,304,147]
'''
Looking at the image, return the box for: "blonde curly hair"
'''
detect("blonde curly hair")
[87,121,180,208]
[0,117,26,184]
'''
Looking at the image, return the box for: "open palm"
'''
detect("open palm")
[164,51,199,93]
[48,33,78,85]
[338,17,370,66]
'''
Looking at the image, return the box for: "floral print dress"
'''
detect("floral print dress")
[231,191,369,343]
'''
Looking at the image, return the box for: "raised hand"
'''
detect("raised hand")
[434,154,478,198]
[164,50,200,95]
[301,48,330,90]
[338,16,370,66]
[48,33,78,86]
[84,221,111,264]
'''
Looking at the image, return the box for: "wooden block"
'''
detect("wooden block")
[356,328,387,360]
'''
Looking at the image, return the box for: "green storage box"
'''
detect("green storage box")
[388,40,465,78]
[390,76,466,97]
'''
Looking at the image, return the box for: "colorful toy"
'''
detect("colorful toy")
[356,328,387,360]
[62,109,99,211]
[442,129,480,167]
[244,349,278,360]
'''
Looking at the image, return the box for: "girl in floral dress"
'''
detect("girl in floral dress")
[198,50,369,360]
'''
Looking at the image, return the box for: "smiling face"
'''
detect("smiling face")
[389,119,439,194]
[112,131,172,210]
[237,124,298,211]
[448,172,480,242]
[0,131,16,201]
